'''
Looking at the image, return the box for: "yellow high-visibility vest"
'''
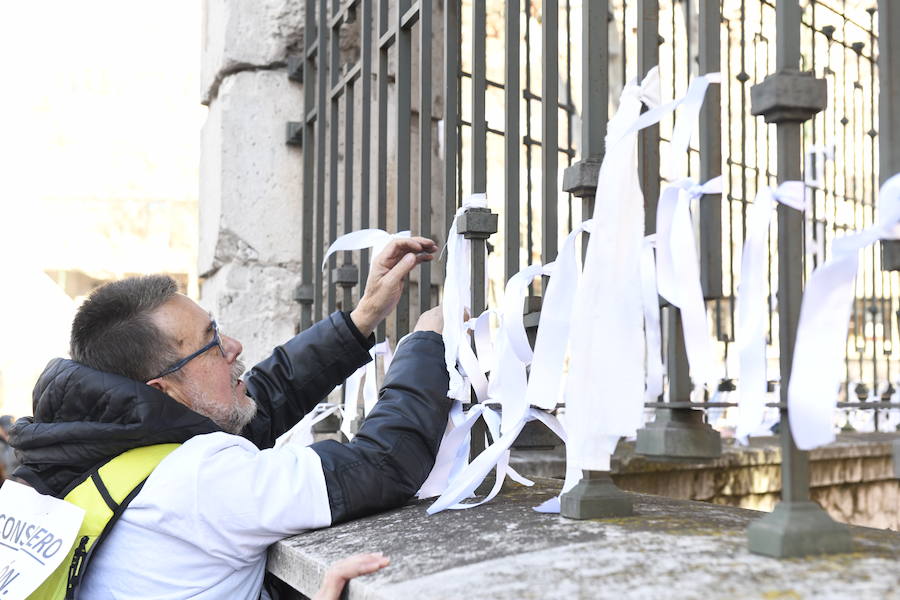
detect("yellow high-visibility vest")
[28,444,180,600]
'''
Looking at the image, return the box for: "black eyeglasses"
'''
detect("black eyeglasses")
[150,320,225,380]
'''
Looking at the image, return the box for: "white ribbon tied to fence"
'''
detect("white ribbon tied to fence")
[788,172,900,450]
[321,228,409,439]
[565,69,721,474]
[734,181,806,441]
[416,194,490,501]
[655,176,721,390]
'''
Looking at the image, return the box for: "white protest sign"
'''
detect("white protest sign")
[0,481,85,599]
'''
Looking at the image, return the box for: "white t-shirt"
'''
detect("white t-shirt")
[80,432,332,599]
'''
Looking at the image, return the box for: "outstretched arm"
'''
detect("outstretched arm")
[242,237,438,448]
[310,307,449,523]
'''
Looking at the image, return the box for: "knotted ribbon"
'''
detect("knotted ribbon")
[322,229,409,440]
[788,173,900,449]
[734,181,806,441]
[565,69,720,472]
[655,176,722,389]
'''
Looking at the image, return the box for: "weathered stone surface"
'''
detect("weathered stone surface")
[200,69,304,276]
[201,0,304,104]
[511,433,900,531]
[199,261,300,368]
[268,478,900,599]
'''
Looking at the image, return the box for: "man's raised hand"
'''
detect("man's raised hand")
[350,236,438,337]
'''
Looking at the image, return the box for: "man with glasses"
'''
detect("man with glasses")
[9,237,448,599]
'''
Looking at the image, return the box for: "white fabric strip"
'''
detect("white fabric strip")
[641,234,664,402]
[274,403,341,448]
[788,173,900,449]
[655,176,722,389]
[442,195,488,401]
[565,67,677,471]
[524,221,594,411]
[321,228,411,272]
[734,181,806,441]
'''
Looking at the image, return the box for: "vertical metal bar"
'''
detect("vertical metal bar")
[299,0,318,331]
[881,1,900,268]
[376,0,389,341]
[328,9,341,316]
[419,0,433,311]
[698,0,722,299]
[585,0,607,222]
[343,81,356,312]
[505,0,521,282]
[637,0,660,234]
[444,0,460,236]
[562,0,607,254]
[395,1,413,337]
[472,0,487,194]
[582,2,608,165]
[315,0,328,323]
[360,0,373,296]
[542,0,559,263]
[774,0,809,505]
[525,2,534,265]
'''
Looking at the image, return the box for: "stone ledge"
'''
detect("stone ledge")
[267,478,900,599]
[509,433,900,530]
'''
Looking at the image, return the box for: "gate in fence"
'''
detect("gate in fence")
[286,0,900,557]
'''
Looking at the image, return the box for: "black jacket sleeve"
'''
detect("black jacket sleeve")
[310,331,451,524]
[241,311,374,448]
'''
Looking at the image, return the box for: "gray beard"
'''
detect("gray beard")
[185,359,257,434]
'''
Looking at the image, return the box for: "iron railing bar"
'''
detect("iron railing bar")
[328,10,344,30]
[314,0,329,323]
[395,0,413,337]
[419,0,432,311]
[400,2,420,29]
[378,29,396,49]
[306,42,319,60]
[298,0,318,332]
[458,72,506,91]
[472,0,488,194]
[444,0,460,237]
[328,63,363,98]
[699,0,723,299]
[375,0,389,341]
[504,0,520,282]
[342,81,357,312]
[359,0,373,299]
[327,4,341,316]
[541,0,559,265]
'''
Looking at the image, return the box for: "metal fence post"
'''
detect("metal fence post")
[634,0,722,463]
[880,2,900,269]
[457,207,498,460]
[745,0,851,558]
[559,0,633,520]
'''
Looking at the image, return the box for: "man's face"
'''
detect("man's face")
[147,294,257,434]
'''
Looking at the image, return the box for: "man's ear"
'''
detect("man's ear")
[146,377,178,400]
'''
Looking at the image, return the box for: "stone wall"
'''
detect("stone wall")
[200,1,447,362]
[200,0,306,365]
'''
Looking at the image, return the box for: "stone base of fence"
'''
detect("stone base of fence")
[265,475,899,599]
[510,431,900,530]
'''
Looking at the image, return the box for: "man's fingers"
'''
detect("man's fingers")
[382,252,418,287]
[379,237,438,264]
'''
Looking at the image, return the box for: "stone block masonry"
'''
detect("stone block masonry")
[200,1,306,365]
[267,477,900,599]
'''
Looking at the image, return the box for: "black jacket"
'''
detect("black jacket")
[10,311,451,523]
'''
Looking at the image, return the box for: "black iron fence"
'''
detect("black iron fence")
[285,0,897,554]
[287,0,895,417]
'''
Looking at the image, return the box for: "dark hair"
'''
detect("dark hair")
[70,275,181,382]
